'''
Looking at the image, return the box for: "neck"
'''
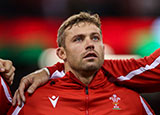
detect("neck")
[64,63,97,85]
[72,70,96,85]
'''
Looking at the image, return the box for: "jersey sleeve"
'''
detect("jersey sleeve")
[46,62,64,79]
[103,48,160,93]
[0,76,12,114]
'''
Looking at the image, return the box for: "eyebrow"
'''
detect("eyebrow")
[71,34,84,41]
[90,32,101,36]
[72,34,84,38]
[71,32,101,40]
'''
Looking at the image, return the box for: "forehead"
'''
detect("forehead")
[65,22,100,37]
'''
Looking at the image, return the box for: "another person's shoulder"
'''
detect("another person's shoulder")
[0,76,12,114]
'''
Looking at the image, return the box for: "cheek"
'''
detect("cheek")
[97,46,105,59]
[66,47,82,60]
[97,45,104,53]
[68,44,83,53]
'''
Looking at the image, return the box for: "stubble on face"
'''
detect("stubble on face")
[78,49,104,72]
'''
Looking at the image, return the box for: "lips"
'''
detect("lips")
[83,52,97,59]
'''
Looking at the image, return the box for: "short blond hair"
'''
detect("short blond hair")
[57,12,101,47]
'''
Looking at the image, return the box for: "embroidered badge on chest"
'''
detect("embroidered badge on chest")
[109,94,121,110]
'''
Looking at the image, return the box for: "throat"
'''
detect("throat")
[77,75,93,85]
[73,71,96,85]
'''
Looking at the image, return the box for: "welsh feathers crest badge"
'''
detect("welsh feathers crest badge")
[109,94,121,110]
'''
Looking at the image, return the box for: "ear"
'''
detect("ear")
[56,47,67,61]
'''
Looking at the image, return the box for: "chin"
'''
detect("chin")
[84,63,99,71]
[81,60,103,71]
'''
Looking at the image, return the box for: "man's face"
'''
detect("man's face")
[63,22,104,72]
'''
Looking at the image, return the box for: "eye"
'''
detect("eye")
[73,36,83,42]
[92,36,99,41]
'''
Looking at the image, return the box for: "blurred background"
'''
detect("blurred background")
[0,0,160,113]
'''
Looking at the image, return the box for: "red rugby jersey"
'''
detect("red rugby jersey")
[8,68,155,115]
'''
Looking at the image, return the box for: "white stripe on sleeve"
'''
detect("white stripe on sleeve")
[118,56,160,81]
[50,70,65,79]
[139,96,153,115]
[1,77,12,103]
[12,102,24,115]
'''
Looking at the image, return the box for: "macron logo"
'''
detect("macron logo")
[48,96,59,108]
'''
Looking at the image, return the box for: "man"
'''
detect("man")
[4,12,160,114]
[0,58,15,114]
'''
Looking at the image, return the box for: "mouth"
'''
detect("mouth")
[83,52,98,59]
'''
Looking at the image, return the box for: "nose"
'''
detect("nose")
[85,45,94,50]
[85,38,95,50]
